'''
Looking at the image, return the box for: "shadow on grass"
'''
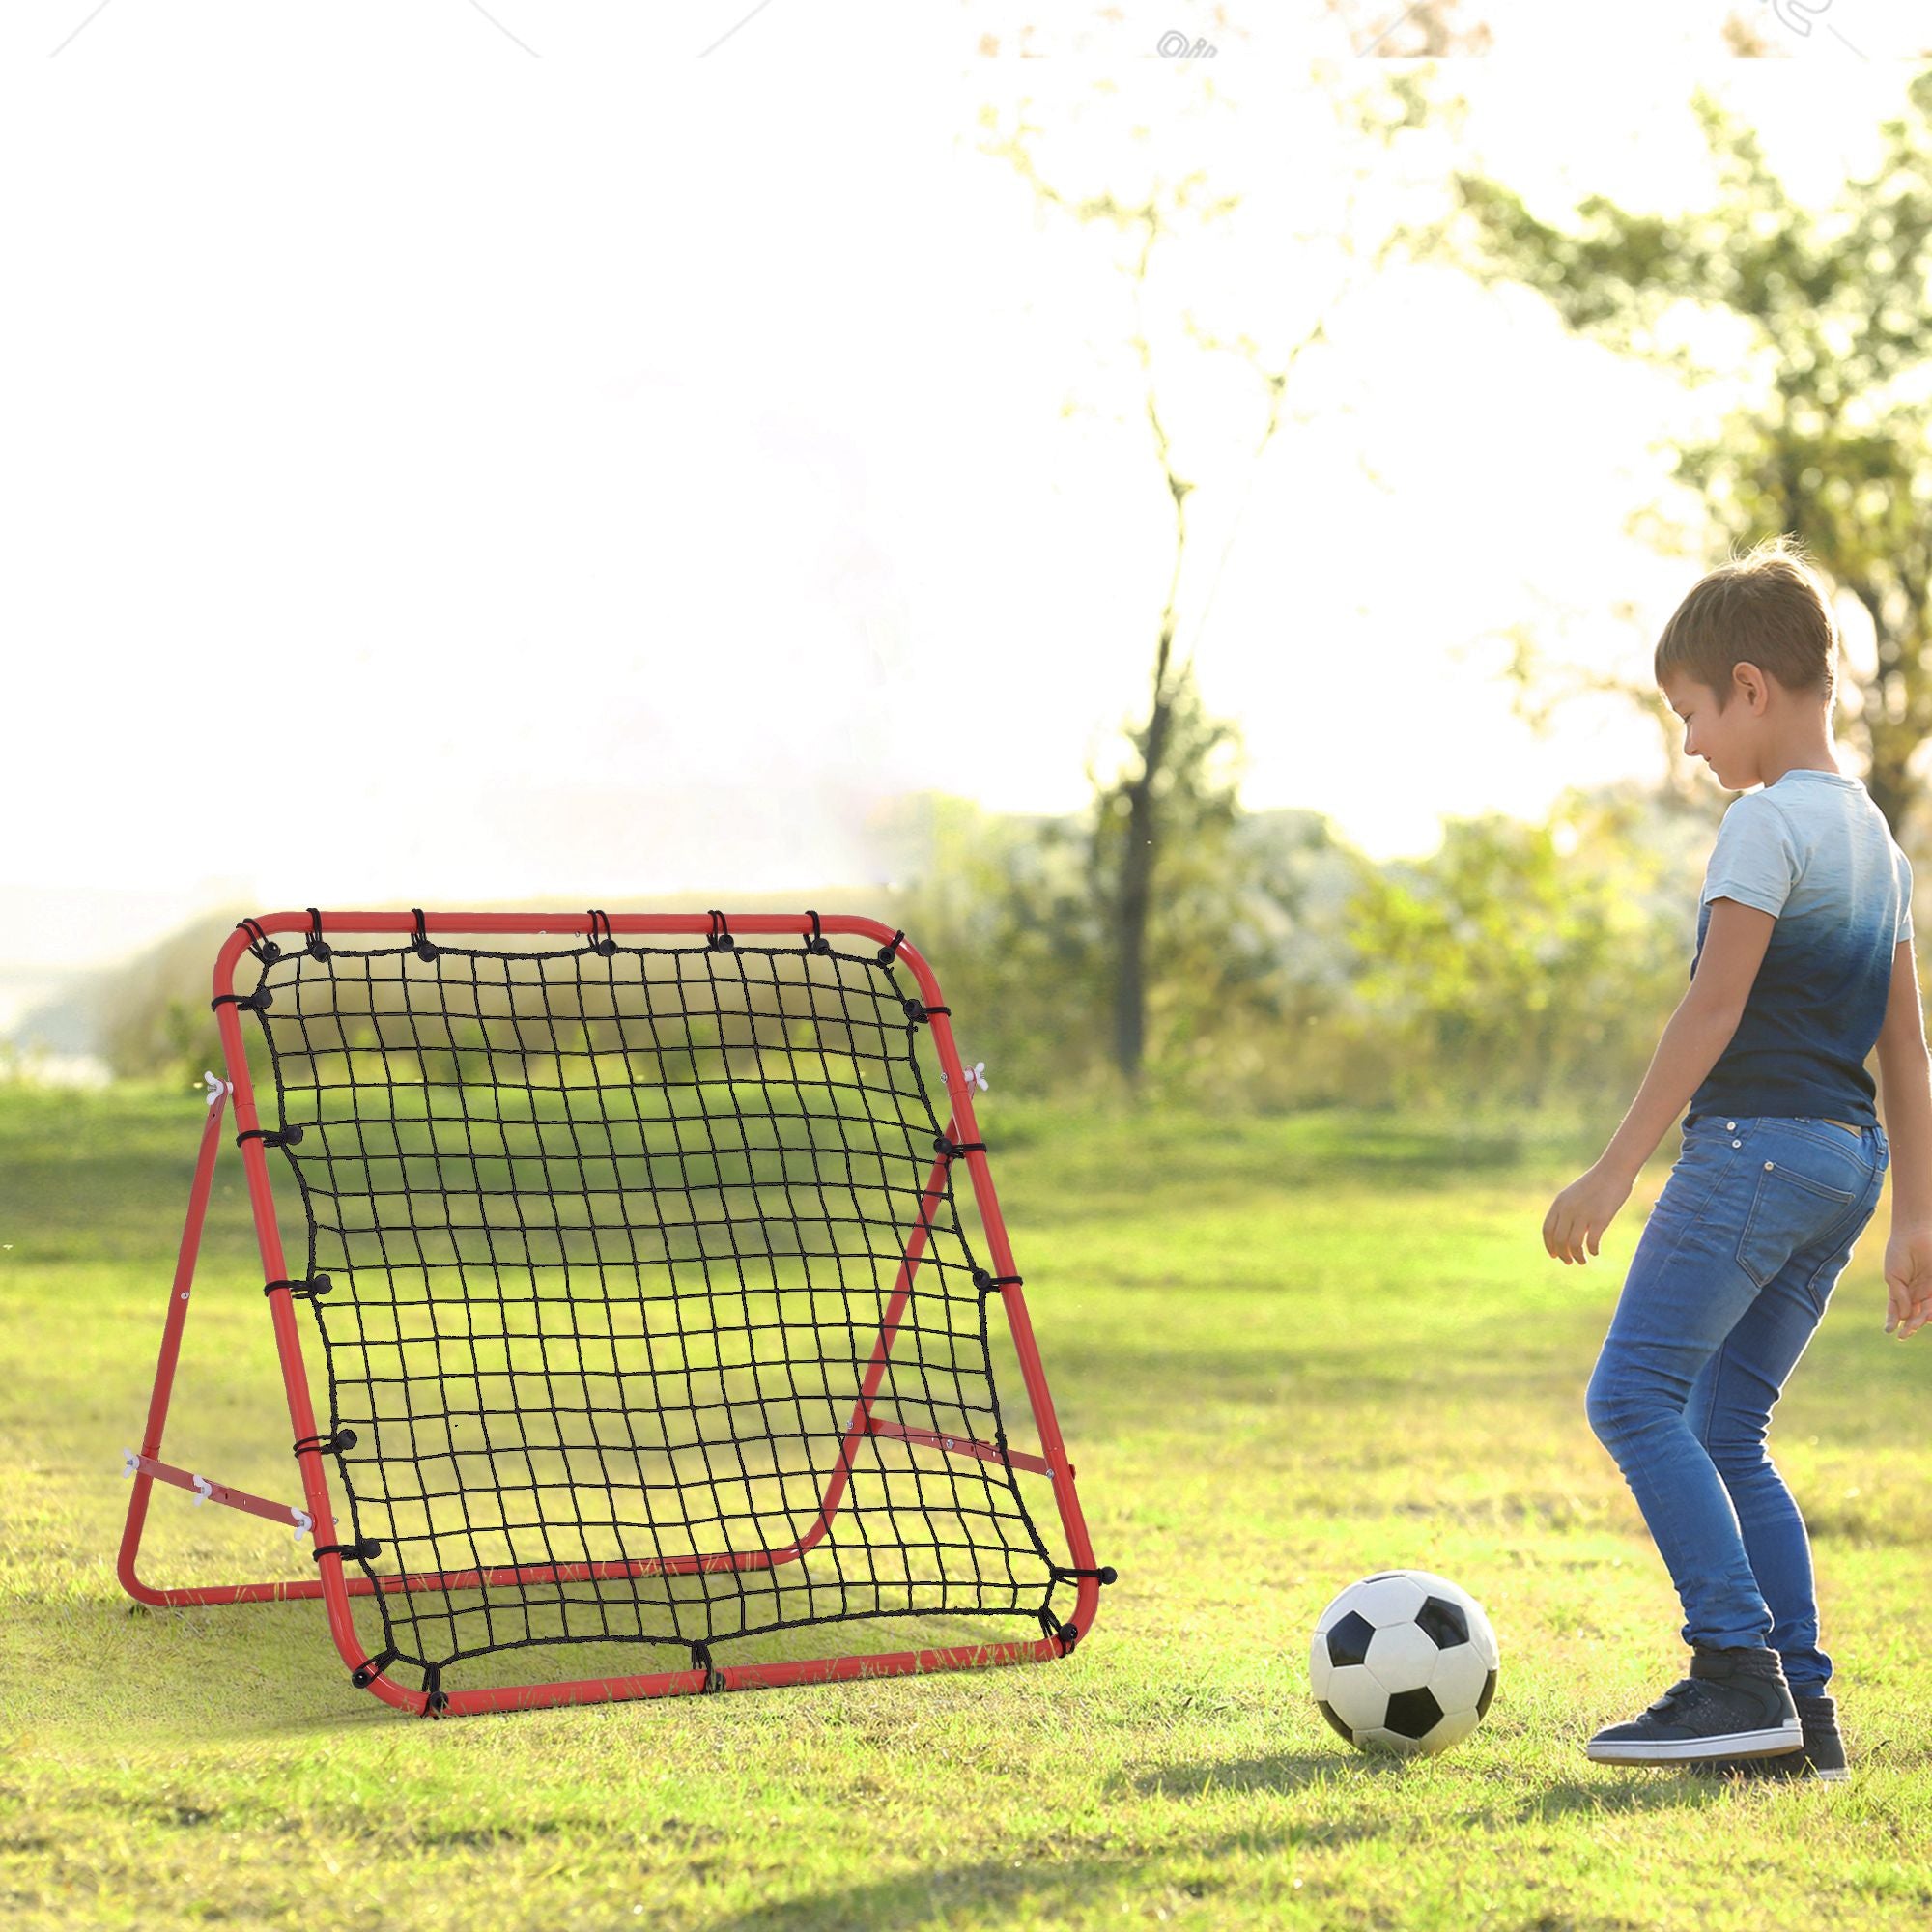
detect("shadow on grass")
[699,1762,1723,1932]
[62,1590,1067,1741]
[701,1820,1378,1932]
[1134,1748,1744,1814]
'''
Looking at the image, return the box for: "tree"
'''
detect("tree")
[977,68,1437,1086]
[1442,71,1932,841]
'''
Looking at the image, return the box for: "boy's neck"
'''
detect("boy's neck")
[1747,713,1844,788]
[1752,741,1844,787]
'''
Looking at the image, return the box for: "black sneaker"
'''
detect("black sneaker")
[1586,1645,1802,1766]
[1689,1690,1849,1783]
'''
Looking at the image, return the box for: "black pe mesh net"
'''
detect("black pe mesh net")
[228,918,1068,1697]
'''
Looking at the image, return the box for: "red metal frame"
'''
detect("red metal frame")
[119,910,1106,1718]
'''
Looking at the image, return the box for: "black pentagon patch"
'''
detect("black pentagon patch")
[1382,1687,1443,1741]
[1315,1698,1355,1744]
[1415,1595,1469,1650]
[1476,1667,1497,1719]
[1325,1610,1376,1669]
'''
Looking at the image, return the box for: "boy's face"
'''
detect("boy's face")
[1660,669,1760,790]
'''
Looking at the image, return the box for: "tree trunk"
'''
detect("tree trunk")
[1112,638,1176,1087]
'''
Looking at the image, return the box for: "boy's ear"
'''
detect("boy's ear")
[1732,660,1769,710]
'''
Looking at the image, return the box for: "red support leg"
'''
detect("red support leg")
[118,1080,234,1607]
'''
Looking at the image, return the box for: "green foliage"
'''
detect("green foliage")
[1447,71,1932,840]
[1344,787,1695,1111]
[61,776,1727,1124]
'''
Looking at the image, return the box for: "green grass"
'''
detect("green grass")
[3,1084,1929,1930]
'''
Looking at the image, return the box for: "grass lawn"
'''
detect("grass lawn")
[2,1083,1928,1930]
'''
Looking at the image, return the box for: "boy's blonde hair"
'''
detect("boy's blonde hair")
[1654,534,1838,710]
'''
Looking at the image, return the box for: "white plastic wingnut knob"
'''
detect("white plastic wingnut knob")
[202,1071,233,1110]
[292,1510,313,1540]
[122,1448,139,1479]
[192,1474,213,1505]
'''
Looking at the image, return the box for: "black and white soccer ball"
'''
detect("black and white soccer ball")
[1309,1569,1499,1755]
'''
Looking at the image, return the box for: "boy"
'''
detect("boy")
[1542,534,1932,1781]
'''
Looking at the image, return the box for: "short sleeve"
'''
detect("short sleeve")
[1700,794,1799,919]
[1897,845,1915,944]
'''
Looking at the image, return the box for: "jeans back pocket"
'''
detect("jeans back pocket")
[1735,1156,1861,1289]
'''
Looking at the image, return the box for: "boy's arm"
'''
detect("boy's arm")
[1874,937,1931,1214]
[1873,935,1932,1336]
[1596,897,1774,1186]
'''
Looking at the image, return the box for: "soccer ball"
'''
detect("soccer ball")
[1309,1569,1499,1755]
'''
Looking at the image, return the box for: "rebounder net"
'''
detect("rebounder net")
[227,916,1071,1699]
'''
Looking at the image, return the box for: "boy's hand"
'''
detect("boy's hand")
[1883,1224,1932,1337]
[1544,1163,1634,1266]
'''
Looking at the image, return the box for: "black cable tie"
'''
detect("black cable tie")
[691,1641,726,1692]
[305,908,332,961]
[410,908,440,961]
[802,909,832,956]
[971,1268,1023,1295]
[313,1536,381,1564]
[706,910,735,952]
[587,908,617,956]
[902,999,951,1024]
[933,1135,987,1161]
[293,1428,356,1456]
[1053,1564,1119,1586]
[350,1646,399,1690]
[238,1125,304,1150]
[1035,1607,1081,1653]
[237,918,282,966]
[211,990,270,1012]
[875,928,905,965]
[265,1273,332,1301]
[420,1662,447,1718]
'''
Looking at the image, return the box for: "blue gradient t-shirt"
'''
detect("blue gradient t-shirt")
[1685,768,1914,1131]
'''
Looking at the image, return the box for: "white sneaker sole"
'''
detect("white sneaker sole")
[1586,1723,1803,1764]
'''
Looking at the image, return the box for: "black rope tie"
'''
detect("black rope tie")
[971,1268,1023,1296]
[410,907,440,961]
[802,908,832,956]
[305,908,331,962]
[211,990,270,1012]
[706,910,734,952]
[902,999,951,1025]
[1053,1564,1119,1586]
[313,1536,382,1564]
[875,928,905,965]
[293,1428,357,1457]
[420,1663,448,1718]
[264,1274,333,1301]
[1037,1608,1080,1653]
[238,1125,304,1150]
[933,1135,987,1162]
[350,1646,399,1690]
[587,908,617,956]
[237,917,282,966]
[691,1642,727,1693]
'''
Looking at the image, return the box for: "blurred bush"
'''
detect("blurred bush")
[71,783,1717,1120]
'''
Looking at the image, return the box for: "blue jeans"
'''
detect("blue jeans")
[1585,1113,1888,1690]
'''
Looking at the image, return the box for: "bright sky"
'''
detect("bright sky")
[2,3,1926,992]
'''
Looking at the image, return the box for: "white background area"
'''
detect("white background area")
[2,4,1924,1010]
